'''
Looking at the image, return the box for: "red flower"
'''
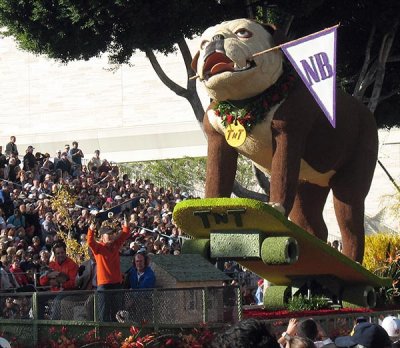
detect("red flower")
[49,327,57,335]
[165,338,175,346]
[130,326,140,336]
[215,110,220,116]
[226,114,234,124]
[61,326,68,335]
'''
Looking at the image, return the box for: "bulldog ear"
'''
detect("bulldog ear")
[261,23,287,46]
[191,51,200,73]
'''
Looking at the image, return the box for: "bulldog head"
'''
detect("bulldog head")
[192,18,283,101]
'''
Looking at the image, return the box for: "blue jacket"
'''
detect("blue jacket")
[128,266,156,289]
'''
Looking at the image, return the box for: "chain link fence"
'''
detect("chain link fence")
[0,286,240,323]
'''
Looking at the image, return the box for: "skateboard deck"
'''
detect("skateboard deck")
[173,198,391,308]
[95,196,144,222]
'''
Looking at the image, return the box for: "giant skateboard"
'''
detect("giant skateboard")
[173,198,391,310]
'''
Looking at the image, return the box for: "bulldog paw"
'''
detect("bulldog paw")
[268,202,286,215]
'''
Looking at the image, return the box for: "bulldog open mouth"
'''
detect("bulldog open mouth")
[203,52,256,80]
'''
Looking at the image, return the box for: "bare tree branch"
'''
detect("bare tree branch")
[353,25,375,98]
[145,49,187,97]
[368,19,399,112]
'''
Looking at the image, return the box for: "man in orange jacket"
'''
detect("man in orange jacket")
[87,215,130,322]
[39,241,79,319]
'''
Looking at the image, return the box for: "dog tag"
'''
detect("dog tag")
[225,123,247,147]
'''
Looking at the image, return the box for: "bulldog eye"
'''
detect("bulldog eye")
[200,40,210,50]
[235,29,252,39]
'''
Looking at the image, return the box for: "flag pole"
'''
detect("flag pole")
[252,24,340,58]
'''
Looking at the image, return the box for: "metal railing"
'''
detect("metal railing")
[0,286,241,346]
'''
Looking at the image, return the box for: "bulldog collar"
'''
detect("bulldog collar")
[213,67,296,133]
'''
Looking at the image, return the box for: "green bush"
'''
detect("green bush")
[287,295,330,311]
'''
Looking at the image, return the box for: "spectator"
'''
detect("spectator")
[69,141,84,170]
[7,208,25,229]
[283,336,316,348]
[39,242,78,291]
[279,318,335,348]
[75,248,97,290]
[23,146,36,173]
[0,257,14,291]
[39,241,79,319]
[55,152,71,177]
[0,146,7,179]
[87,216,130,322]
[5,136,18,158]
[381,315,400,345]
[2,297,20,319]
[255,279,264,305]
[335,322,392,348]
[6,156,21,183]
[0,208,6,230]
[88,150,101,172]
[127,252,156,289]
[41,212,57,243]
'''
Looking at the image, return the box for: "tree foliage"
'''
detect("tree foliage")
[119,156,262,197]
[0,0,245,63]
[266,0,400,128]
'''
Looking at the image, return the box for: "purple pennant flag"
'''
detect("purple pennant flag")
[281,25,338,127]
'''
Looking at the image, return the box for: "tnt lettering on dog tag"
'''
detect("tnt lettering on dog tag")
[225,123,246,147]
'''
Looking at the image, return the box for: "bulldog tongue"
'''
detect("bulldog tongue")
[210,62,235,75]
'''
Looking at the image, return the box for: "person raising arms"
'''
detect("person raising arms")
[87,214,130,322]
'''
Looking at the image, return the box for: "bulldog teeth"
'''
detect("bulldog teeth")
[233,61,254,71]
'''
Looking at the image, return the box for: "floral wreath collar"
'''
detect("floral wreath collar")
[213,67,297,132]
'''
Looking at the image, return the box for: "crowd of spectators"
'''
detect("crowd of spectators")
[0,136,264,321]
[0,137,199,315]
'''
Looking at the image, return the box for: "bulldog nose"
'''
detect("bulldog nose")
[204,34,225,60]
[211,34,225,42]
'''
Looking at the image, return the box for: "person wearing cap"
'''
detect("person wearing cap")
[87,215,130,322]
[335,321,392,348]
[381,315,400,345]
[0,336,11,348]
[23,145,36,172]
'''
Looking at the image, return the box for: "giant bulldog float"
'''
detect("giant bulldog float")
[191,18,378,262]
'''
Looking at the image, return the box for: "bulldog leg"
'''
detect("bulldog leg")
[204,112,238,197]
[289,182,330,241]
[332,195,365,262]
[330,148,377,263]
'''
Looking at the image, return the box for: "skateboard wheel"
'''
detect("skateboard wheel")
[261,237,299,265]
[341,285,377,308]
[263,285,291,310]
[181,239,211,260]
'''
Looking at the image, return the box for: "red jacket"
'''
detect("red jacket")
[40,257,79,291]
[87,226,130,286]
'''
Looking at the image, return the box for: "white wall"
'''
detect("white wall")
[0,36,207,162]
